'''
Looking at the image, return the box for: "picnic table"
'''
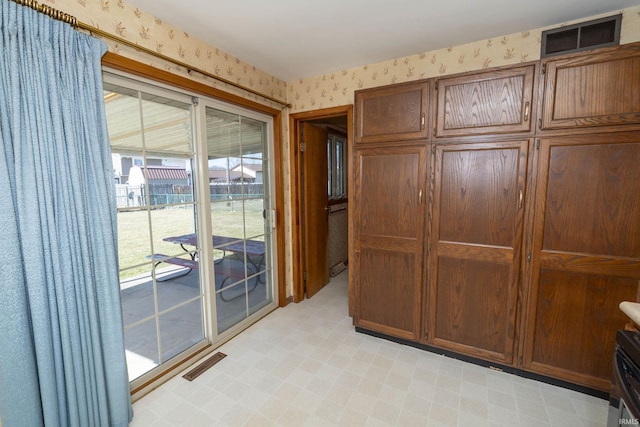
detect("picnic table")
[150,233,266,291]
[162,233,266,272]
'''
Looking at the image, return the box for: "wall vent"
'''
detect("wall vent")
[541,14,621,58]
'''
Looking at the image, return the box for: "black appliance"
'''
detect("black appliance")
[609,330,640,426]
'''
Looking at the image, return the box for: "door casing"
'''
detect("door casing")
[289,105,353,308]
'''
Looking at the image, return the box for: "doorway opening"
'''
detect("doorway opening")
[289,105,353,310]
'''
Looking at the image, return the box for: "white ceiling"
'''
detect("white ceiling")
[126,0,638,82]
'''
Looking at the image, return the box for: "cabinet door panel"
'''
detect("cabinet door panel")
[435,66,535,137]
[438,147,519,246]
[542,143,640,257]
[542,44,640,129]
[358,152,420,238]
[355,82,429,143]
[529,269,635,390]
[429,140,529,364]
[354,145,427,340]
[523,134,640,391]
[357,248,420,339]
[434,257,511,356]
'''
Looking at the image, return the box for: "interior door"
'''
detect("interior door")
[302,122,330,298]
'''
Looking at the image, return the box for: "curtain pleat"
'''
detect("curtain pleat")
[0,1,132,426]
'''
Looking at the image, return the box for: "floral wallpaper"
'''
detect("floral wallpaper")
[32,1,640,297]
[288,5,640,113]
[45,0,287,109]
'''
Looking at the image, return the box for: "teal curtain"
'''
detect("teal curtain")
[0,1,132,425]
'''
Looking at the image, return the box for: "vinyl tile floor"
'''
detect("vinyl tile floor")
[130,269,609,426]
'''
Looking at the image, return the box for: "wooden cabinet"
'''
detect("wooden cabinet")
[428,140,529,364]
[355,81,429,144]
[522,133,640,390]
[353,144,428,340]
[435,65,535,137]
[352,41,640,393]
[541,43,640,130]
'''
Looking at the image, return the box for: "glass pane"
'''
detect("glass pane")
[150,205,197,259]
[328,140,333,197]
[207,105,273,334]
[140,93,192,155]
[107,78,204,384]
[160,299,204,361]
[156,255,201,310]
[124,319,159,381]
[216,281,249,333]
[116,208,151,273]
[240,117,266,158]
[104,85,143,152]
[120,271,155,326]
[210,200,246,241]
[207,109,242,158]
[336,140,345,196]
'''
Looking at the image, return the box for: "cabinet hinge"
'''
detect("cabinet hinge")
[435,81,439,90]
[433,127,437,137]
[303,271,307,281]
[431,145,436,155]
[535,139,540,150]
[541,64,546,75]
[300,142,306,152]
[519,356,523,365]
[192,96,199,106]
[537,118,542,130]
[425,332,429,340]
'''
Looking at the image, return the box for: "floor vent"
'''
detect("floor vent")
[182,352,227,381]
[330,261,347,277]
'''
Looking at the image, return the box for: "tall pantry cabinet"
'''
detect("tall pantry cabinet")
[352,42,640,392]
[428,65,535,366]
[353,81,430,340]
[521,44,640,391]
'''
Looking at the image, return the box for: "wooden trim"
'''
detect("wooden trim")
[289,105,353,307]
[101,52,287,310]
[102,52,282,117]
[272,113,287,308]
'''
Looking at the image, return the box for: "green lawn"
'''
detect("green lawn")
[117,199,266,281]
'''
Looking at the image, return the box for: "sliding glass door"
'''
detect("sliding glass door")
[202,104,275,334]
[103,72,277,385]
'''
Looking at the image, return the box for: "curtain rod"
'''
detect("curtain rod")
[8,0,291,108]
[10,0,77,26]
